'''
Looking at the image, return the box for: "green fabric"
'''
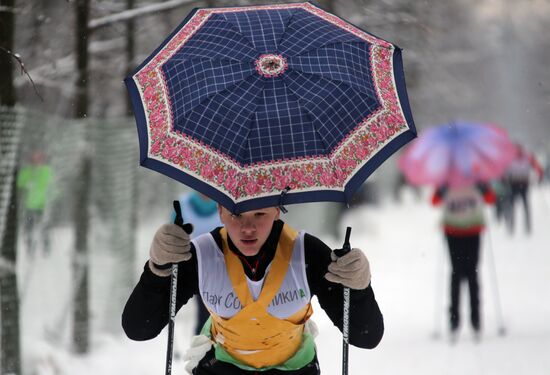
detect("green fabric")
[443,211,484,228]
[17,165,52,210]
[200,318,316,372]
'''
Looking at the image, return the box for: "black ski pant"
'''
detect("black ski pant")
[193,348,320,374]
[446,233,481,331]
[508,181,531,233]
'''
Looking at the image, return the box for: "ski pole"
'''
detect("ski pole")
[165,200,186,375]
[431,234,446,339]
[334,227,352,375]
[485,225,506,336]
[540,184,550,213]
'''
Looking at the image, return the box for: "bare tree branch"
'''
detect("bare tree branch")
[13,37,132,90]
[88,0,200,31]
[0,47,43,101]
[0,6,18,13]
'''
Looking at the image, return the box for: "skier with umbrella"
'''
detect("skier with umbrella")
[399,121,515,341]
[123,202,382,374]
[122,3,417,374]
[430,181,496,340]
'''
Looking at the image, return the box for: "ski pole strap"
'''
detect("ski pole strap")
[153,262,172,270]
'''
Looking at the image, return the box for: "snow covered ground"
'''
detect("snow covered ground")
[19,184,550,375]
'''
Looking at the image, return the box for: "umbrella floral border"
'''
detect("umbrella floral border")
[128,2,415,206]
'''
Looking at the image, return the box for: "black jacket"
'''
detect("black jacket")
[122,220,384,373]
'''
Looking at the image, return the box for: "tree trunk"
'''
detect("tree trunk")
[73,0,90,355]
[126,0,139,280]
[0,0,16,106]
[125,0,135,115]
[0,169,21,375]
[0,1,22,374]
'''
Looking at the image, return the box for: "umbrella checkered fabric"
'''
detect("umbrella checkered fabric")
[126,2,416,213]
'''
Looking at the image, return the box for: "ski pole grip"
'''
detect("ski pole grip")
[153,201,193,272]
[334,227,352,257]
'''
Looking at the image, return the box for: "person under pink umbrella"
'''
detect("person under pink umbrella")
[398,121,514,342]
[431,182,496,341]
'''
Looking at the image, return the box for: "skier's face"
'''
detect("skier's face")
[218,206,280,256]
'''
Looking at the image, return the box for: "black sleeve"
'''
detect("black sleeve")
[121,247,199,341]
[475,181,490,194]
[436,184,449,198]
[304,234,384,349]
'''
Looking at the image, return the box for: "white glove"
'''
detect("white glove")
[148,223,193,277]
[183,334,213,374]
[324,248,371,290]
[304,319,319,339]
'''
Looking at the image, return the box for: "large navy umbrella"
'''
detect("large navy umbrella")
[126,2,416,213]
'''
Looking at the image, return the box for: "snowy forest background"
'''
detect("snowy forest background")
[1,0,550,374]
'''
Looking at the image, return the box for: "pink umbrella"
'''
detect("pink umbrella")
[398,121,516,187]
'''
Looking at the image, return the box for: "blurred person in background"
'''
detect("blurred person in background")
[491,178,511,223]
[504,144,544,234]
[431,182,496,342]
[392,169,421,203]
[172,191,222,335]
[17,150,53,255]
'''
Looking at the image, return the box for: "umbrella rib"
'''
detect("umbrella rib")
[237,80,270,165]
[167,56,246,63]
[178,70,258,120]
[279,77,331,154]
[444,123,461,186]
[217,14,259,55]
[289,61,378,99]
[275,9,300,53]
[291,40,372,59]
[285,69,379,114]
[445,136,506,185]
[445,141,458,186]
[466,139,507,173]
